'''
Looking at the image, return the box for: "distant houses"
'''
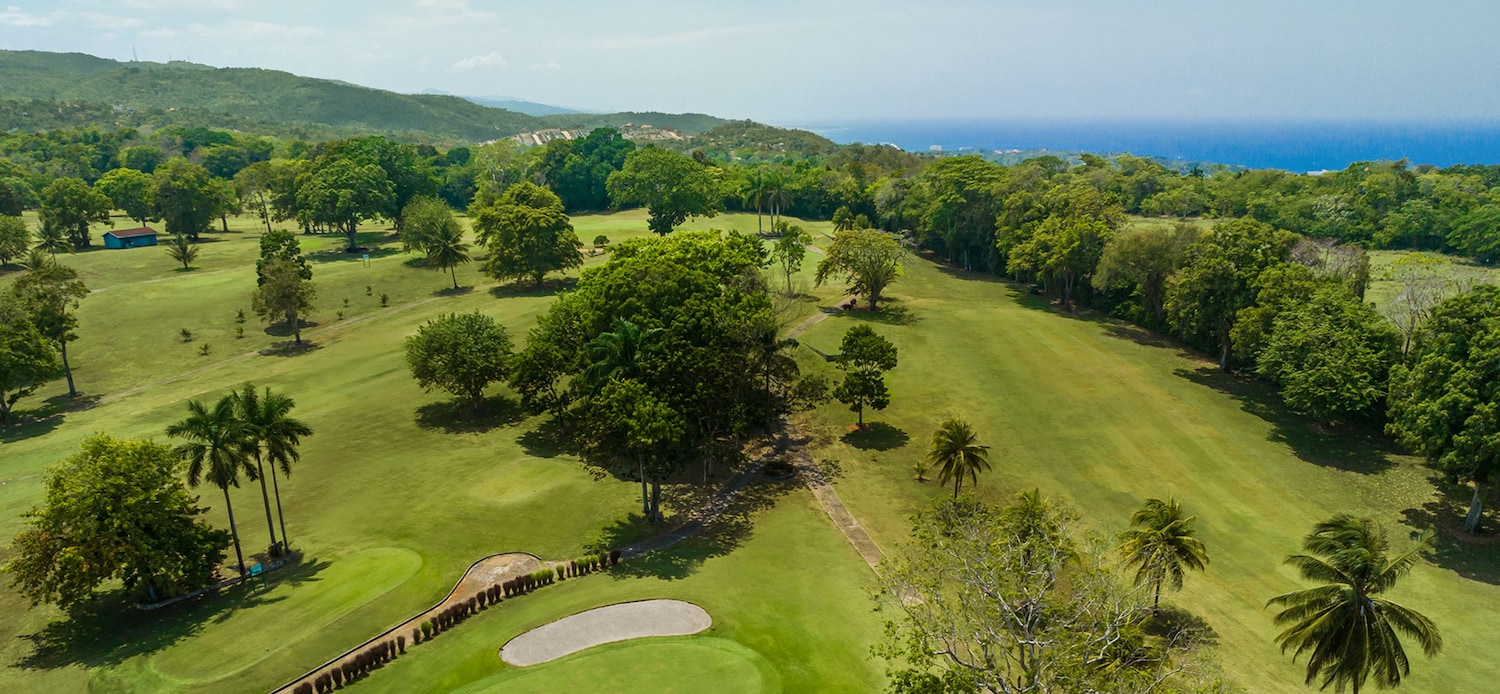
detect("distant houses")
[103,227,158,249]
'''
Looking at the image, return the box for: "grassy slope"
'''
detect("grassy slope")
[794,250,1500,693]
[0,210,867,693]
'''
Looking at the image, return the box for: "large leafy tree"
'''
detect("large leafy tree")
[1166,218,1298,371]
[297,158,394,250]
[1386,284,1500,533]
[4,435,230,610]
[1093,222,1199,329]
[583,317,660,393]
[927,418,992,498]
[252,257,316,345]
[405,311,514,409]
[919,155,1006,271]
[589,378,686,522]
[1258,287,1401,424]
[166,396,258,577]
[95,167,157,226]
[10,260,88,397]
[152,158,220,241]
[399,196,460,253]
[232,384,312,554]
[473,182,582,286]
[815,228,904,311]
[256,229,311,286]
[769,223,810,295]
[38,177,110,250]
[1116,496,1209,608]
[539,128,635,212]
[0,215,29,268]
[606,146,725,235]
[1268,516,1442,694]
[832,324,898,428]
[327,136,436,229]
[0,294,59,425]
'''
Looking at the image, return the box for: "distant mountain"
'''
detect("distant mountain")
[0,50,728,142]
[419,89,583,117]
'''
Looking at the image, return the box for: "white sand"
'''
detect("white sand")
[499,600,712,666]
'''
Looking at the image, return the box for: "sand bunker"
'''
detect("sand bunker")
[499,600,712,666]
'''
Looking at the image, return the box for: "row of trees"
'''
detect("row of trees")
[881,491,1440,694]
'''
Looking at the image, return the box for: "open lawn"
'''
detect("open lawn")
[0,210,866,693]
[793,250,1500,693]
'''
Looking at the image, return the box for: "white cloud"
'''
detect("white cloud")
[453,51,506,71]
[0,6,52,27]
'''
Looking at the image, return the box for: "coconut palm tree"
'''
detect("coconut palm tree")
[425,221,471,289]
[167,395,257,577]
[234,384,312,555]
[583,318,661,393]
[1117,496,1209,608]
[928,418,992,499]
[764,170,792,234]
[165,232,199,270]
[743,168,769,234]
[1267,515,1442,694]
[33,221,70,257]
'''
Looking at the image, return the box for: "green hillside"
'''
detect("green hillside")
[0,50,727,142]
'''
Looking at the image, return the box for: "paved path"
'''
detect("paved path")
[499,600,711,666]
[785,421,886,570]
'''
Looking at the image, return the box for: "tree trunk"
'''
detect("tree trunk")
[0,394,11,425]
[255,452,278,550]
[1464,483,1485,534]
[757,205,763,234]
[60,340,77,397]
[223,487,246,577]
[450,265,459,289]
[270,461,289,549]
[1154,580,1162,608]
[952,476,961,499]
[1219,336,1231,372]
[857,404,864,429]
[650,479,662,523]
[221,214,229,233]
[289,311,302,345]
[639,457,650,519]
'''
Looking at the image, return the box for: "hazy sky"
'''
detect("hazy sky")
[2,0,1498,125]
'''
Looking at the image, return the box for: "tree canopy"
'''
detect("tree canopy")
[405,311,514,407]
[606,146,725,235]
[815,228,904,311]
[472,182,582,286]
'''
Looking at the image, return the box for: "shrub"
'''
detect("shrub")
[235,309,246,323]
[198,342,211,356]
[380,293,389,307]
[365,285,372,296]
[421,620,433,638]
[343,297,350,307]
[610,549,622,565]
[336,310,344,320]
[555,565,566,581]
[235,325,245,339]
[411,627,421,645]
[331,667,343,687]
[467,596,477,613]
[180,327,193,342]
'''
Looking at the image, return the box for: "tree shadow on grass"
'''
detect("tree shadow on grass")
[841,299,918,327]
[1173,366,1400,475]
[488,277,577,300]
[433,285,474,298]
[262,321,320,338]
[259,341,324,358]
[1142,605,1220,647]
[414,396,527,434]
[842,422,911,451]
[518,418,574,458]
[1401,486,1500,586]
[0,394,99,445]
[592,475,797,581]
[15,556,332,670]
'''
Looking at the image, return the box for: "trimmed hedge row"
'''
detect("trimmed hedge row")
[291,550,623,692]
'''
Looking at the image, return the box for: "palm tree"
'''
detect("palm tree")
[165,232,199,270]
[583,318,661,392]
[33,221,70,257]
[743,169,769,234]
[1117,496,1209,608]
[234,384,313,555]
[425,222,471,289]
[764,170,792,234]
[19,248,55,272]
[927,418,991,499]
[1267,515,1442,694]
[167,395,257,577]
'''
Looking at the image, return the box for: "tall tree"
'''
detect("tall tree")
[405,311,514,410]
[606,147,725,235]
[1116,496,1209,608]
[1166,218,1298,371]
[815,228,904,311]
[95,167,157,226]
[473,182,582,286]
[582,317,660,393]
[10,261,88,397]
[398,196,460,253]
[166,396,257,577]
[297,158,394,250]
[1258,286,1401,424]
[232,385,312,554]
[4,435,229,609]
[927,418,992,498]
[152,158,220,241]
[769,223,811,295]
[1268,516,1442,694]
[256,229,311,286]
[0,294,59,425]
[252,257,316,345]
[832,325,898,428]
[0,215,28,268]
[590,378,685,522]
[1386,284,1500,533]
[1093,222,1200,329]
[38,177,110,250]
[743,167,769,234]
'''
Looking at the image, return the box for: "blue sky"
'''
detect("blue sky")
[1,0,1497,125]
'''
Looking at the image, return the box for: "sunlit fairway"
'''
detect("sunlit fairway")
[793,247,1500,693]
[0,210,875,694]
[1,207,1494,694]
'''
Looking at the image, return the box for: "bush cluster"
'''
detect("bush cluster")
[301,637,403,693]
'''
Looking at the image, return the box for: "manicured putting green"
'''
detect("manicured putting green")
[456,638,772,694]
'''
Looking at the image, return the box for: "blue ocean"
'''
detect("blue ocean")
[800,119,1500,173]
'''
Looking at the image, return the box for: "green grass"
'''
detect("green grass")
[793,252,1500,693]
[455,638,772,694]
[0,210,867,694]
[1366,248,1500,313]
